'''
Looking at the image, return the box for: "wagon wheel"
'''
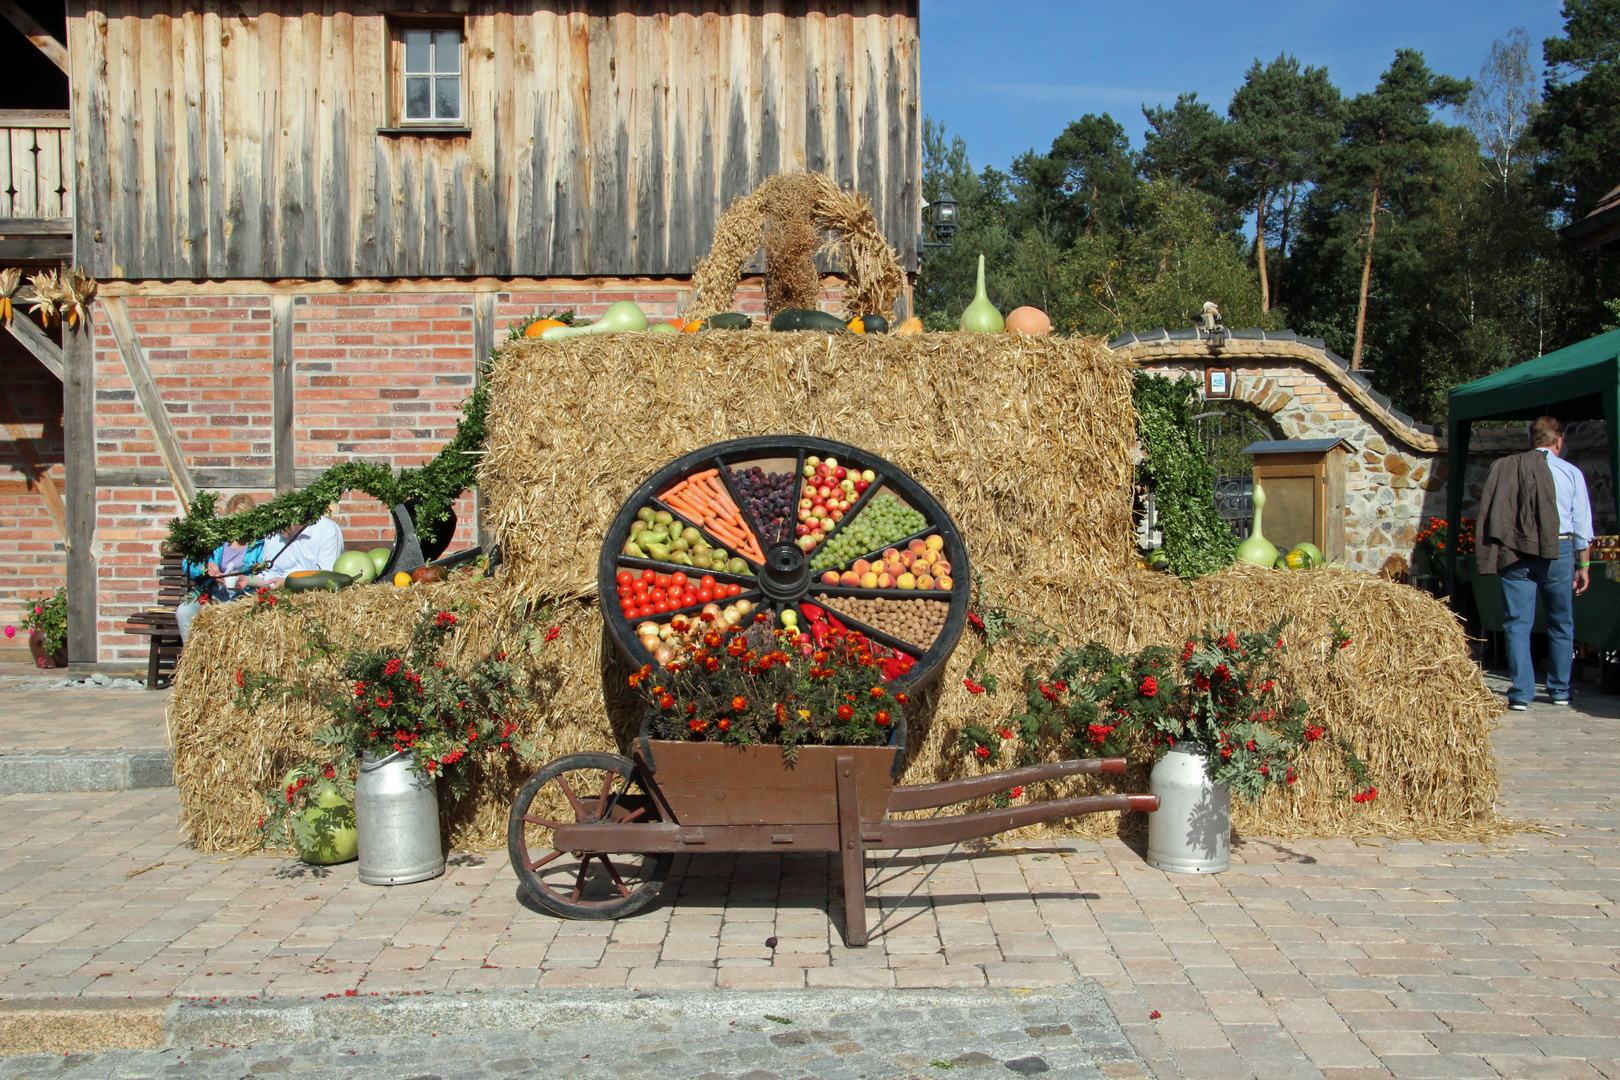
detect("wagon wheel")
[598,436,972,689]
[507,752,672,920]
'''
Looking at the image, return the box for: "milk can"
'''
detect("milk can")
[355,751,445,885]
[1145,742,1231,874]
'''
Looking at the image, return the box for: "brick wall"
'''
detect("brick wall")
[0,339,66,662]
[76,275,848,662]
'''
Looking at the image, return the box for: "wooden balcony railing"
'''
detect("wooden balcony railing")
[0,110,71,221]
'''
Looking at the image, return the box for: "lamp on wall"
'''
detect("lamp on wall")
[921,189,960,255]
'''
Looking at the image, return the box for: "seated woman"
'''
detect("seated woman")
[175,493,273,643]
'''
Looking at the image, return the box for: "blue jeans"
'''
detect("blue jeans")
[1500,538,1575,705]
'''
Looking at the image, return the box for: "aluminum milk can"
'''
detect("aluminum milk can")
[1145,742,1231,874]
[355,751,445,885]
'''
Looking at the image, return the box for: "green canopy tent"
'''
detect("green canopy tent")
[1445,328,1620,597]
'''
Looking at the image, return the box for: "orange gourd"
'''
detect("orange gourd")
[524,318,566,338]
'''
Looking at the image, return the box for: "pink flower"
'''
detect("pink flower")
[2,626,13,639]
[33,606,42,615]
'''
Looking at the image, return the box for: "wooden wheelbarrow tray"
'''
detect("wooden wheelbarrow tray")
[550,740,1157,946]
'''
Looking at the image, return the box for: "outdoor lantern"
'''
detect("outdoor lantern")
[922,190,960,255]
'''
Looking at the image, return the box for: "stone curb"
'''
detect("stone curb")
[165,985,1123,1048]
[0,999,167,1056]
[0,749,171,794]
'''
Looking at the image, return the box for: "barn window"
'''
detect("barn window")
[387,20,465,129]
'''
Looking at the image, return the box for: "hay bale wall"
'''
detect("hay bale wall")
[169,332,1501,853]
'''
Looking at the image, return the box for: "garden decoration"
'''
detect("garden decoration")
[1235,479,1278,568]
[507,437,1157,946]
[7,588,68,667]
[959,254,1005,333]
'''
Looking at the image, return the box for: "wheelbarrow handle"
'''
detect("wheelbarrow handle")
[887,757,1127,813]
[871,791,1157,849]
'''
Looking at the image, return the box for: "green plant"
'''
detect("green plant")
[1132,372,1238,577]
[6,588,67,658]
[237,606,553,800]
[959,620,1372,804]
[638,614,914,761]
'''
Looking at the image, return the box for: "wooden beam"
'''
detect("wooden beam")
[471,290,495,547]
[4,313,62,379]
[0,235,73,261]
[0,109,69,128]
[0,1,68,74]
[62,317,95,665]
[101,296,196,507]
[0,379,67,539]
[0,217,75,235]
[96,466,335,488]
[270,295,295,494]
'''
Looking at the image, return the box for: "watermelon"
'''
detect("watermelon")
[334,550,376,584]
[367,547,393,576]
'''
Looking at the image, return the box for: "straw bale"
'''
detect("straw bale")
[169,331,1506,853]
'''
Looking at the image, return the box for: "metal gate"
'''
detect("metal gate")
[1193,409,1278,540]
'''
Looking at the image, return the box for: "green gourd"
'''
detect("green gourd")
[540,301,649,341]
[959,254,1005,333]
[1236,480,1278,568]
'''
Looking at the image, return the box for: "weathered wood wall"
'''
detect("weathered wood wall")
[67,0,920,281]
[0,111,72,219]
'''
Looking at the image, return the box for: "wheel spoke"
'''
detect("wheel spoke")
[595,772,615,820]
[556,774,587,820]
[598,855,634,899]
[521,815,568,829]
[611,805,648,824]
[527,849,564,872]
[569,855,592,902]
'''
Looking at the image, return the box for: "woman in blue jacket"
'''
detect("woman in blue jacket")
[175,493,275,643]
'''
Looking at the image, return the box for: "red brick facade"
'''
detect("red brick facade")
[28,276,840,663]
[0,336,66,662]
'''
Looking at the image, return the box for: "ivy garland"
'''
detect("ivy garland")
[1132,371,1237,578]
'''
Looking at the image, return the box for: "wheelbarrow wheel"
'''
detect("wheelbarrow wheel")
[507,752,672,920]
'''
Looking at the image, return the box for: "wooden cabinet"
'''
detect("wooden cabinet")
[1242,439,1348,562]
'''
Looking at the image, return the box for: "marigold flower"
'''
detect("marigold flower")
[689,718,708,733]
[717,717,731,732]
[659,695,674,709]
[895,693,909,706]
[732,696,748,712]
[869,686,885,698]
[875,710,890,726]
[837,704,854,720]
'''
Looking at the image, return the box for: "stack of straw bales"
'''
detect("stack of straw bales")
[168,332,1501,854]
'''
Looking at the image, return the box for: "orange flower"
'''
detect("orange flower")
[732,696,748,712]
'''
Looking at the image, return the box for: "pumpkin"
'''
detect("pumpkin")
[896,317,924,335]
[524,318,566,338]
[847,316,866,334]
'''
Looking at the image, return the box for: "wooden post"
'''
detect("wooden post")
[63,316,96,666]
[271,296,296,494]
[835,752,868,947]
[471,291,496,547]
[102,297,196,507]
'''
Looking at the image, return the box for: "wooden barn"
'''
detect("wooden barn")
[0,0,921,665]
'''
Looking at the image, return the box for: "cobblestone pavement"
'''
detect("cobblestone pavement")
[1,679,1619,1079]
[0,987,1147,1079]
[0,683,167,753]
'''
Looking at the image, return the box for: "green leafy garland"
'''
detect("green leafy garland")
[166,337,505,563]
[1132,372,1237,577]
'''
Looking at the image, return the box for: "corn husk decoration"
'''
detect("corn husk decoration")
[24,270,63,326]
[0,268,18,324]
[59,267,97,328]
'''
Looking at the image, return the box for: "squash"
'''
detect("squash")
[283,570,355,593]
[847,316,866,334]
[858,314,890,334]
[524,318,566,338]
[701,312,753,330]
[770,309,850,333]
[896,317,923,335]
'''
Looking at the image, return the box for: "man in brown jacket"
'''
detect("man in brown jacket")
[1475,416,1593,710]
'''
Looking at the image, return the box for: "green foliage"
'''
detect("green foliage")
[8,588,67,655]
[1132,372,1237,578]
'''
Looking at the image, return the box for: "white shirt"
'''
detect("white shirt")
[262,517,345,577]
[1536,447,1594,549]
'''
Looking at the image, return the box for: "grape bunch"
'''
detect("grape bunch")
[809,494,926,572]
[732,467,797,545]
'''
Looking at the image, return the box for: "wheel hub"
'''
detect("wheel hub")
[758,542,810,603]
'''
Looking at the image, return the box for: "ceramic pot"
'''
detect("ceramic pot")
[27,631,67,669]
[1145,741,1231,874]
[355,751,444,885]
[292,782,358,866]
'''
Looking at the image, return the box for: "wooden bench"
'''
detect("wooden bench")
[121,552,187,690]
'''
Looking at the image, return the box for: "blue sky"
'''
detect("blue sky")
[920,1,1570,174]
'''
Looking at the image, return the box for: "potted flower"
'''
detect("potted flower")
[961,619,1370,874]
[239,607,541,883]
[636,607,915,761]
[6,588,68,668]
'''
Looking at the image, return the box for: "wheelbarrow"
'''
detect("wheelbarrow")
[508,739,1156,946]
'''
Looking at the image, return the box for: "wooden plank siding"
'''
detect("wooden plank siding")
[66,0,921,281]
